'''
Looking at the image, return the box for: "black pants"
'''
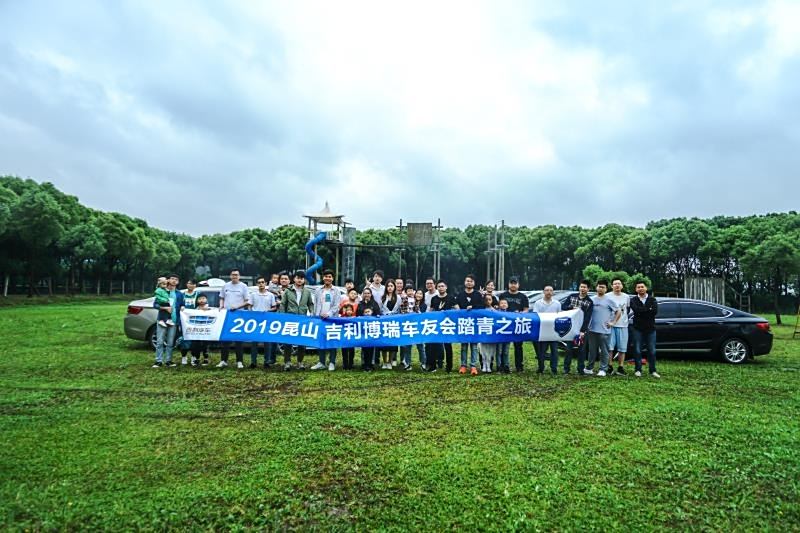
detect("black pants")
[221,341,243,363]
[361,347,376,370]
[189,341,209,359]
[564,342,586,374]
[283,345,306,364]
[513,341,525,371]
[428,343,453,372]
[342,347,356,369]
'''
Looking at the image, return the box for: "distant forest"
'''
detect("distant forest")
[1,176,798,321]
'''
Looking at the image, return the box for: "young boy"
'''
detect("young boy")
[191,294,212,366]
[496,297,512,373]
[154,277,174,327]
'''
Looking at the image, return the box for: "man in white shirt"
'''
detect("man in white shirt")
[366,270,385,303]
[217,269,250,369]
[249,275,277,369]
[423,277,437,308]
[533,285,562,375]
[607,278,631,375]
[311,269,341,371]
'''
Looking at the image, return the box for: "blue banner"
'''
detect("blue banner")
[204,308,584,348]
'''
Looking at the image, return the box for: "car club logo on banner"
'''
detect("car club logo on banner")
[181,308,584,348]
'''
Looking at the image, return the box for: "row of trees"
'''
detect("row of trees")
[2,176,799,321]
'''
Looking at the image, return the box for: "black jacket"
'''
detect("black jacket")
[356,298,382,317]
[629,295,658,332]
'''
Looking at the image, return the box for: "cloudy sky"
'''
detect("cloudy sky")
[1,1,798,235]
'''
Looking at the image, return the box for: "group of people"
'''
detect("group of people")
[151,269,660,378]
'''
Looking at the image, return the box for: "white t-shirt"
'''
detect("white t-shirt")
[319,287,336,316]
[250,290,276,312]
[608,292,630,328]
[220,281,250,310]
[424,290,437,308]
[533,298,561,313]
[368,283,385,304]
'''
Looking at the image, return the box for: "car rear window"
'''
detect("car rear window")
[200,290,220,308]
[680,302,726,318]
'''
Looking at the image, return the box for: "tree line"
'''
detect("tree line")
[1,176,799,321]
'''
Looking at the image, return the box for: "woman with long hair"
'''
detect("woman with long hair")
[379,279,400,369]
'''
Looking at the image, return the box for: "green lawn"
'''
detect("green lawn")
[1,302,798,531]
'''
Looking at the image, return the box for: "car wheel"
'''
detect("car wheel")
[720,337,750,364]
[147,326,158,350]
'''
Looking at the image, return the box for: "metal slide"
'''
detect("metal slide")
[304,231,326,284]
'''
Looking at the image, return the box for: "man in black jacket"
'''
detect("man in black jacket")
[629,281,660,378]
[561,279,594,375]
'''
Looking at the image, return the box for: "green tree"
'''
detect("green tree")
[740,232,800,324]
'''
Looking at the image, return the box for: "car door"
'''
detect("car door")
[654,301,681,351]
[675,302,729,352]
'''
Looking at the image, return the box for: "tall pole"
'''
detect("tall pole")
[492,224,498,283]
[486,227,492,284]
[415,250,419,289]
[498,220,506,290]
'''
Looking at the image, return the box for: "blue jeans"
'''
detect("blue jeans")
[155,323,177,364]
[318,348,337,365]
[250,342,275,365]
[417,344,427,366]
[497,343,510,370]
[400,344,412,366]
[564,340,586,374]
[631,328,657,373]
[460,343,479,368]
[537,341,559,374]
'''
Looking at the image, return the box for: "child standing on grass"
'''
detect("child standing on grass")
[340,300,357,370]
[496,297,511,373]
[479,292,498,373]
[154,277,174,327]
[190,294,212,366]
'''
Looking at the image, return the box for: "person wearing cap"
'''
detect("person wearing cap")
[498,276,530,372]
[278,270,315,370]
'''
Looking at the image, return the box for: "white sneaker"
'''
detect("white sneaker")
[190,357,198,366]
[651,372,661,378]
[582,368,594,375]
[298,363,306,370]
[328,362,335,371]
[284,362,292,371]
[216,361,228,368]
[236,361,244,369]
[310,362,326,370]
[181,356,188,365]
[486,367,492,373]
[421,364,427,371]
[391,361,398,367]
[634,370,642,377]
[597,370,607,377]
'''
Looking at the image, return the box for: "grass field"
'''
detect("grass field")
[1,301,798,531]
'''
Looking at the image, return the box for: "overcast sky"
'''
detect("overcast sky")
[1,1,798,236]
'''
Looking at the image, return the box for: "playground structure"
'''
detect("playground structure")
[303,203,351,285]
[301,204,446,287]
